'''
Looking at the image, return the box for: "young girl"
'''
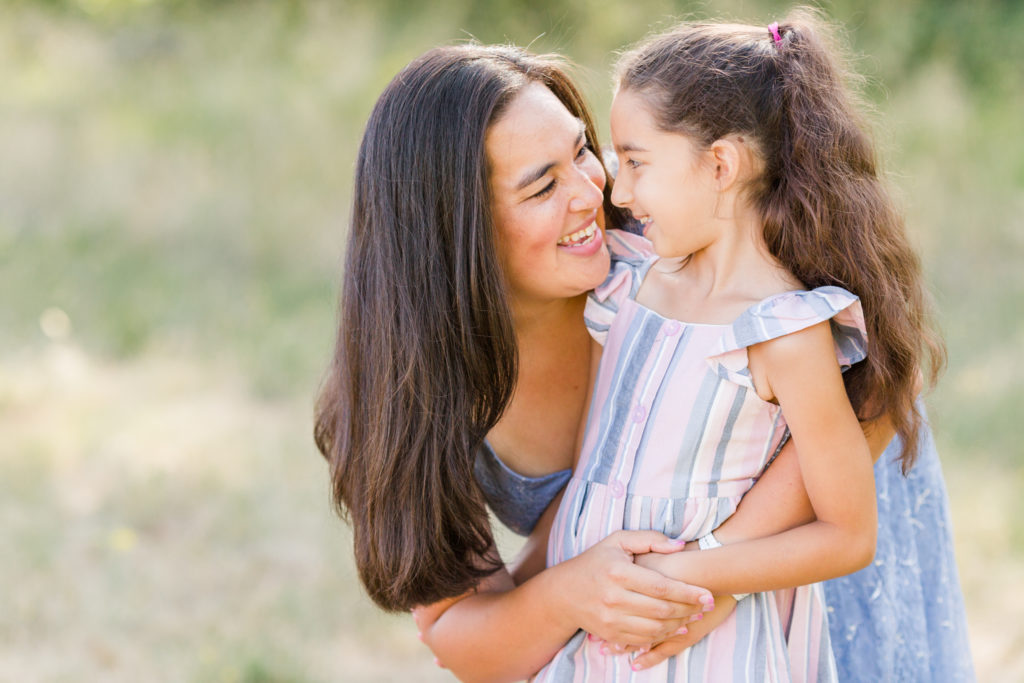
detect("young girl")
[534,11,944,681]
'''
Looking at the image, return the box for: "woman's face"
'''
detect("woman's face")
[486,82,610,308]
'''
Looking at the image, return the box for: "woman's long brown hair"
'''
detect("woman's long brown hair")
[616,8,945,471]
[314,44,625,612]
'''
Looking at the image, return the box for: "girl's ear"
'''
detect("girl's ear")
[708,137,743,192]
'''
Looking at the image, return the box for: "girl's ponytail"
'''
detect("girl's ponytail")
[617,9,945,469]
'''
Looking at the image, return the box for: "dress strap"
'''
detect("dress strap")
[707,286,868,388]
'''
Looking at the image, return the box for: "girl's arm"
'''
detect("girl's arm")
[712,407,893,544]
[627,411,894,671]
[635,320,877,595]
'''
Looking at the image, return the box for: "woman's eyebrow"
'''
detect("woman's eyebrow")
[514,121,586,192]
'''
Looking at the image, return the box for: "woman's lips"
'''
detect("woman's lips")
[556,220,598,247]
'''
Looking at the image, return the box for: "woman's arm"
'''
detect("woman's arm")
[635,321,877,595]
[414,519,712,683]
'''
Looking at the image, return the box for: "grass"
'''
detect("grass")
[1,1,1021,679]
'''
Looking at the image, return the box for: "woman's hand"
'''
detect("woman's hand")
[557,530,712,647]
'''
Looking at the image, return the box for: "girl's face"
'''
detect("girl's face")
[609,88,719,259]
[487,82,610,308]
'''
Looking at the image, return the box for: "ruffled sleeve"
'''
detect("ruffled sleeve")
[707,286,868,388]
[584,229,657,345]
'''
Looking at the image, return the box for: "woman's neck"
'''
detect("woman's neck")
[485,292,591,478]
[511,292,588,346]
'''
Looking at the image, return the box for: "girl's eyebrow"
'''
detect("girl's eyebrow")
[514,121,586,191]
[614,142,648,154]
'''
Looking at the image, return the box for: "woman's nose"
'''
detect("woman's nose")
[568,167,605,213]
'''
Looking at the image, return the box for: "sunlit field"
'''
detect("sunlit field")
[2,1,1022,680]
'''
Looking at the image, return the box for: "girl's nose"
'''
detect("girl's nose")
[610,174,632,208]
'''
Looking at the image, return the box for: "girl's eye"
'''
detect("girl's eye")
[531,179,557,199]
[626,158,641,169]
[575,143,592,161]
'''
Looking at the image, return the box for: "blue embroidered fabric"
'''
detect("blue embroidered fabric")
[824,409,975,681]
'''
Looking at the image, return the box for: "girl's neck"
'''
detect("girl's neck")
[641,208,800,324]
[688,204,797,297]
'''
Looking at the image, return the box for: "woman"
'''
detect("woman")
[314,43,973,681]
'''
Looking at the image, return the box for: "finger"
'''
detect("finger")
[613,589,701,622]
[630,633,698,671]
[630,595,739,671]
[598,615,690,645]
[645,537,692,554]
[619,564,713,610]
[610,529,676,555]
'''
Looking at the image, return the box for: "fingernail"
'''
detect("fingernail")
[600,645,608,656]
[587,633,597,642]
[631,660,644,671]
[672,537,687,545]
[417,631,423,641]
[699,594,714,606]
[675,626,689,635]
[433,657,443,668]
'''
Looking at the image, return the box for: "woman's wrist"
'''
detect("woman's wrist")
[537,557,586,632]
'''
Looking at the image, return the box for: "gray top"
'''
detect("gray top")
[473,442,571,536]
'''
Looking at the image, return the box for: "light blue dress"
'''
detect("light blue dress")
[823,412,975,681]
[475,410,975,681]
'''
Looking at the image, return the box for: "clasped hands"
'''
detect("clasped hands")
[567,531,737,672]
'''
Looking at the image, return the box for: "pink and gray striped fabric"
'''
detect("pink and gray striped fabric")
[536,230,867,682]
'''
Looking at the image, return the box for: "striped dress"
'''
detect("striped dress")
[535,230,868,683]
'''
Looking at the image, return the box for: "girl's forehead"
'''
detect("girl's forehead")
[610,90,661,142]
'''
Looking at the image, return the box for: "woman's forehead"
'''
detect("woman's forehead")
[486,83,584,190]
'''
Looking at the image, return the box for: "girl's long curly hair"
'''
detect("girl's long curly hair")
[617,8,945,470]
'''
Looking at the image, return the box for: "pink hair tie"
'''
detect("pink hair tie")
[768,22,782,44]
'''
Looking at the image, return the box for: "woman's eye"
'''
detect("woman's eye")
[626,158,641,169]
[575,143,592,161]
[531,179,557,199]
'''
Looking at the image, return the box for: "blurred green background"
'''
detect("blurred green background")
[1,0,1021,680]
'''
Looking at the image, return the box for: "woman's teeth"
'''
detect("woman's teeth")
[557,222,597,247]
[637,216,652,228]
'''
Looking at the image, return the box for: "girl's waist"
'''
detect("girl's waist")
[565,472,755,501]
